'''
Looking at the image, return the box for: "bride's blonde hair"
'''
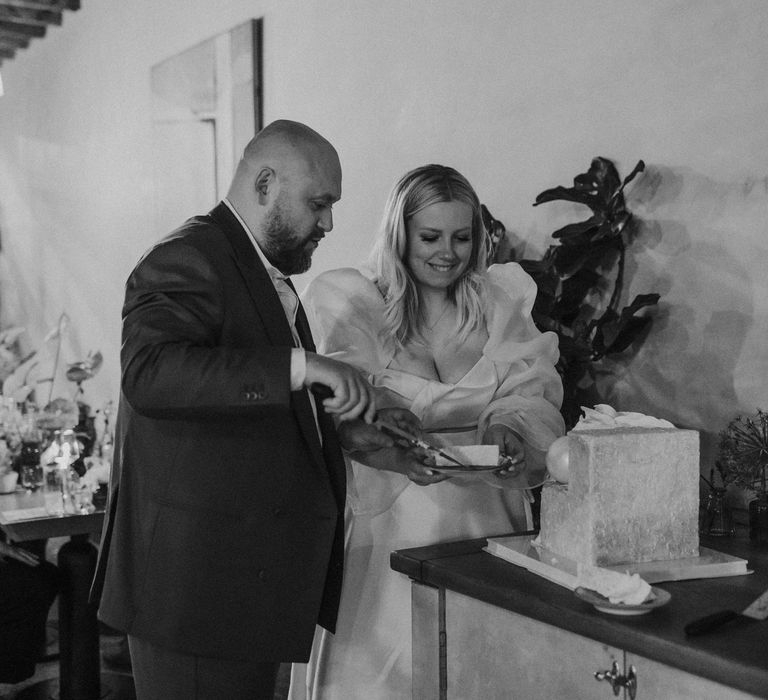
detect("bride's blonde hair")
[369,164,489,346]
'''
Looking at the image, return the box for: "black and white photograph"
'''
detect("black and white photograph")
[0,2,767,699]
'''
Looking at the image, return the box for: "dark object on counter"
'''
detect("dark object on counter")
[685,586,768,636]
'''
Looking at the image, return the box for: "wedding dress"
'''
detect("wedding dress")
[289,263,564,700]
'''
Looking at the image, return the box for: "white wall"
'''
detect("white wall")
[0,0,766,469]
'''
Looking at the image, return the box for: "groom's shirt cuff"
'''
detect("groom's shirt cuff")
[291,348,306,391]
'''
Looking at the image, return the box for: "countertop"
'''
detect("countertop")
[391,532,768,697]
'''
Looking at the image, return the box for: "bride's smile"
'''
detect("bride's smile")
[405,199,473,292]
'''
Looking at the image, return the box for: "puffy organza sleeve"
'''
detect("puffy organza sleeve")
[302,268,408,515]
[301,267,393,376]
[478,263,566,476]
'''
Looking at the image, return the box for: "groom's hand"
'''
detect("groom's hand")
[305,353,377,423]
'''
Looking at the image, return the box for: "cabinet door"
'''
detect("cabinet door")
[444,590,623,699]
[626,652,760,700]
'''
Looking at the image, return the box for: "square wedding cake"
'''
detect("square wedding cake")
[539,423,700,567]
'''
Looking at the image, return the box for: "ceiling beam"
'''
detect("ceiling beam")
[0,40,25,52]
[0,1,79,11]
[0,5,62,27]
[0,19,46,37]
[0,0,78,64]
[0,30,29,48]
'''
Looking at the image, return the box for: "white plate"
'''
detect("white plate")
[429,464,501,476]
[574,586,671,616]
[431,453,520,476]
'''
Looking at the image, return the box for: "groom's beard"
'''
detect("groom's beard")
[260,201,317,276]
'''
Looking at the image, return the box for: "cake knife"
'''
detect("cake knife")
[374,420,468,469]
[684,587,768,636]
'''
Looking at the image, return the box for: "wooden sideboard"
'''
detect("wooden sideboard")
[391,533,768,699]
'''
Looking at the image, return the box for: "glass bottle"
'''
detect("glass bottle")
[18,408,43,492]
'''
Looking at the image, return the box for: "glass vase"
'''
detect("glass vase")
[700,487,734,537]
[748,493,768,546]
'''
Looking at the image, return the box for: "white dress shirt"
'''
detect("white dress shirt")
[223,198,306,391]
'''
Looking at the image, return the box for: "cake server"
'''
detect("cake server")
[684,586,768,636]
[374,420,468,469]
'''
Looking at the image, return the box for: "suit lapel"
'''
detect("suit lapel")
[211,203,294,349]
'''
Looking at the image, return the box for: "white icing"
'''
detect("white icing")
[572,404,675,431]
[577,564,652,605]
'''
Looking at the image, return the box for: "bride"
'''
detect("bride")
[289,164,564,699]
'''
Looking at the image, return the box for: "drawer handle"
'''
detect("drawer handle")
[594,661,637,698]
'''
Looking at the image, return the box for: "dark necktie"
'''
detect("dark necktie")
[286,282,345,511]
[281,278,327,443]
[286,279,316,352]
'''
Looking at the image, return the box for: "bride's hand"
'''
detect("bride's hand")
[338,407,424,453]
[402,447,450,486]
[337,419,395,452]
[483,424,525,479]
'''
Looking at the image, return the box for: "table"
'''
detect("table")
[391,532,768,699]
[0,490,134,700]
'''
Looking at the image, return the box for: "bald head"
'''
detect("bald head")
[244,120,337,170]
[229,120,340,199]
[226,120,342,274]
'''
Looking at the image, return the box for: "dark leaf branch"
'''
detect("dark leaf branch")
[484,157,656,429]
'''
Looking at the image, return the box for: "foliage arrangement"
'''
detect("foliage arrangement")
[483,157,659,429]
[718,409,768,496]
[0,313,103,439]
[66,350,104,397]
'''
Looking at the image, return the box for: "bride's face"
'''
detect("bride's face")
[405,200,474,294]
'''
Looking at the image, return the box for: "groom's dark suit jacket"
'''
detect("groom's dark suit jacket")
[91,203,346,661]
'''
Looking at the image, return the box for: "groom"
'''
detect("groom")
[91,120,392,699]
